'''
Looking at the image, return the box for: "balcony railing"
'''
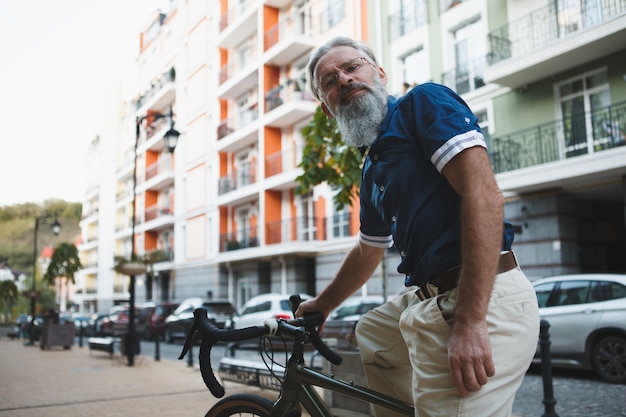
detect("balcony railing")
[217,104,259,140]
[218,161,258,195]
[220,229,260,252]
[145,204,173,222]
[218,215,355,252]
[265,147,300,177]
[488,0,626,65]
[491,101,626,173]
[134,67,176,110]
[264,14,309,50]
[219,0,253,32]
[265,81,314,113]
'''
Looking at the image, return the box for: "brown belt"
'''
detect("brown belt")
[415,251,518,301]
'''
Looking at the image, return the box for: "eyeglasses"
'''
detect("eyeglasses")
[316,56,373,94]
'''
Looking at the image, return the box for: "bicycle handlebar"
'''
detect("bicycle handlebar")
[178,295,342,398]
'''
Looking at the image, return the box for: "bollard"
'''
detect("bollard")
[78,324,84,348]
[154,321,161,362]
[539,319,559,417]
[187,338,194,367]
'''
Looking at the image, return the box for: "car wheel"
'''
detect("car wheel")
[591,335,626,384]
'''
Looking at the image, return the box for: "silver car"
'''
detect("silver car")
[532,274,626,383]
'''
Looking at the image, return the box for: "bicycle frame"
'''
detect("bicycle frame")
[270,345,413,417]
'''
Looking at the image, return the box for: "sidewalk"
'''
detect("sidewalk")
[0,337,275,417]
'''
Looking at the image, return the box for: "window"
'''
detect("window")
[535,282,557,308]
[389,0,428,40]
[300,192,316,241]
[556,69,610,156]
[332,207,350,238]
[555,281,590,306]
[596,280,626,302]
[401,48,429,91]
[321,0,344,31]
[452,19,486,94]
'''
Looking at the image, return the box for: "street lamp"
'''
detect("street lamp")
[27,214,61,345]
[125,106,180,366]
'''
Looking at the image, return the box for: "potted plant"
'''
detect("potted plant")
[114,255,148,276]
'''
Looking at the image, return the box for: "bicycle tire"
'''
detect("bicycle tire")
[205,393,274,417]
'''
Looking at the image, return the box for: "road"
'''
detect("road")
[126,337,625,417]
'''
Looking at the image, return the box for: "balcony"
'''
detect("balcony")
[492,101,626,196]
[135,67,176,114]
[220,230,260,252]
[265,146,300,178]
[140,158,175,191]
[485,0,626,89]
[492,101,625,173]
[218,0,257,48]
[263,15,315,66]
[218,162,258,196]
[216,106,260,152]
[265,80,317,127]
[217,52,258,99]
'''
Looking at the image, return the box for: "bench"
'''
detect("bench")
[88,337,115,356]
[218,357,280,391]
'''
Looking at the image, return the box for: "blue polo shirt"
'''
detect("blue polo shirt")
[359,83,514,287]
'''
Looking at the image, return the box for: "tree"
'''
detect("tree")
[43,243,82,310]
[295,106,364,210]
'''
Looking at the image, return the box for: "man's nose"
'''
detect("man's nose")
[337,71,353,87]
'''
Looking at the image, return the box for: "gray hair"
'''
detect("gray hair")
[307,36,378,101]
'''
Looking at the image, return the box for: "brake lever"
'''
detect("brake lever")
[290,294,342,366]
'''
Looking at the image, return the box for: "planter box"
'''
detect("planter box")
[41,323,75,350]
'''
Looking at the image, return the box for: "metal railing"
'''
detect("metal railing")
[491,101,626,173]
[488,0,626,65]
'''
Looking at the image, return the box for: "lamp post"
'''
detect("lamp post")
[125,106,180,366]
[27,214,61,345]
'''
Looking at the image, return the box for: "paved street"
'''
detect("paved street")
[136,337,626,417]
[2,327,625,417]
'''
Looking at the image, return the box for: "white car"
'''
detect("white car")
[228,293,313,330]
[532,273,626,383]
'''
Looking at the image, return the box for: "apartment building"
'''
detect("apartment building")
[76,0,625,314]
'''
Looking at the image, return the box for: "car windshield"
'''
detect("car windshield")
[204,303,236,315]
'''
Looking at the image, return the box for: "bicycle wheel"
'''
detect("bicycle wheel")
[205,393,273,417]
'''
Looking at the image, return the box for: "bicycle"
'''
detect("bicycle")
[179,295,413,417]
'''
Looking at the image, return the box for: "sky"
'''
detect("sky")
[0,0,162,207]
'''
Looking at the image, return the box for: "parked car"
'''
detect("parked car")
[110,305,153,336]
[164,298,236,343]
[228,293,313,330]
[142,302,179,340]
[71,314,93,337]
[89,313,111,336]
[322,295,384,350]
[532,273,626,383]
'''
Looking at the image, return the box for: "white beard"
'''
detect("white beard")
[334,76,388,148]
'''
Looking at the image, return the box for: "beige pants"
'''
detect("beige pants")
[355,267,539,417]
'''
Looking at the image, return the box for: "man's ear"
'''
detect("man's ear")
[321,102,335,119]
[378,67,388,86]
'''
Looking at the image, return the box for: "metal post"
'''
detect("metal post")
[154,320,161,361]
[539,319,559,417]
[78,323,83,348]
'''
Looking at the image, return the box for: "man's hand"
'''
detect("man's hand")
[295,298,331,334]
[447,320,495,396]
